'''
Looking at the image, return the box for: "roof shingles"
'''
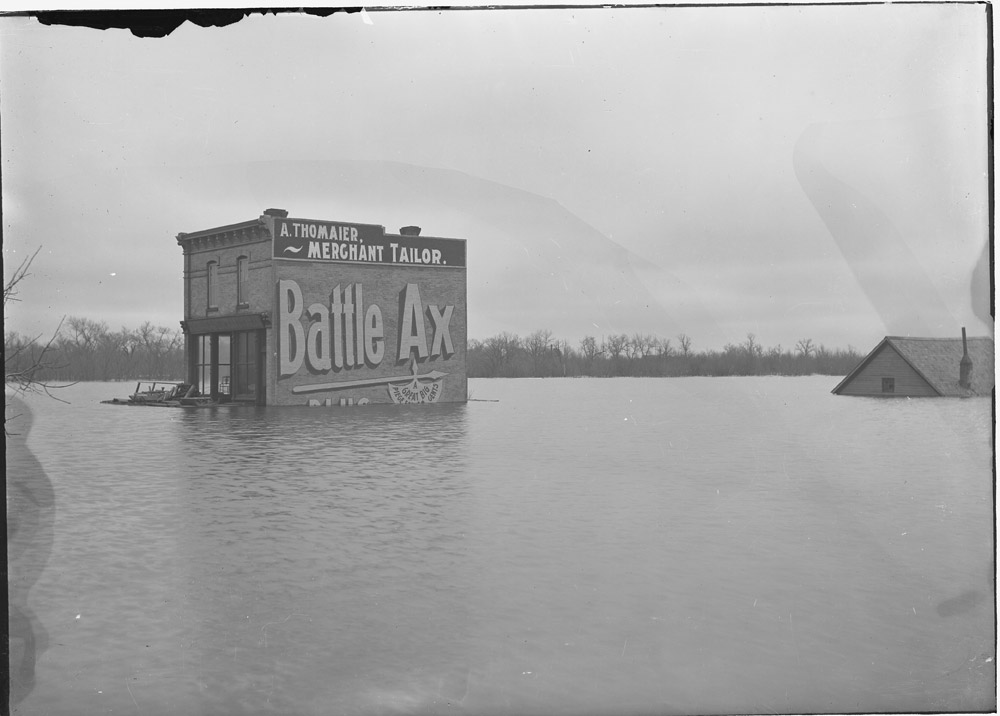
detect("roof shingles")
[885,337,994,396]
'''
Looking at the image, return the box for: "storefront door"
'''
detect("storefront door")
[194,334,231,400]
[232,330,264,404]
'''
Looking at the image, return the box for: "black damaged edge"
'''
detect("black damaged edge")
[31,8,360,38]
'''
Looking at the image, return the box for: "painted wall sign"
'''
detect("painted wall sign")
[272,264,466,406]
[272,217,466,268]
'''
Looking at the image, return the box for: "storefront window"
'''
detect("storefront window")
[218,335,231,396]
[196,335,211,395]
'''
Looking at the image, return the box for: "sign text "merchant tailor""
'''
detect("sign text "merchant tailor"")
[305,242,445,265]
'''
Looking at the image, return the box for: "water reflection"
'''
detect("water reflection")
[168,403,473,713]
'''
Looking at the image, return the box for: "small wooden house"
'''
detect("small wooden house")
[832,331,994,397]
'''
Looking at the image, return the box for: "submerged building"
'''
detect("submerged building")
[832,330,994,397]
[177,209,467,406]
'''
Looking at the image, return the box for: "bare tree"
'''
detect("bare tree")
[579,336,601,362]
[795,338,815,358]
[629,333,657,359]
[481,332,521,377]
[677,333,692,357]
[553,339,570,377]
[525,329,554,375]
[5,248,71,431]
[65,316,108,349]
[4,328,63,393]
[604,334,628,361]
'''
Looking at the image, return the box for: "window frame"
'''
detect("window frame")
[236,255,249,308]
[195,335,212,396]
[217,334,231,397]
[206,260,219,311]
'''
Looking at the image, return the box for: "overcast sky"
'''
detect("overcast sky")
[1,4,991,352]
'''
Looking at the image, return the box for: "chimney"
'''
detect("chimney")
[263,208,288,218]
[399,226,421,236]
[959,327,973,389]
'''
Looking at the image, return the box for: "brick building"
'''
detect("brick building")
[177,209,467,406]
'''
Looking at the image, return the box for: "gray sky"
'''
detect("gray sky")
[2,4,991,352]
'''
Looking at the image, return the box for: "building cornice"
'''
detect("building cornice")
[176,219,271,253]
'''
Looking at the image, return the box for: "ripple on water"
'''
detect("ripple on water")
[8,378,995,715]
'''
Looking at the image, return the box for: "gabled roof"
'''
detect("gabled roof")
[832,336,995,396]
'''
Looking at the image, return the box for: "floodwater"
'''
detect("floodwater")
[6,376,995,715]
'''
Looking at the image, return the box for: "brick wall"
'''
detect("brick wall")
[185,238,272,319]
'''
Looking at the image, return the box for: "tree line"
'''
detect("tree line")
[469,329,862,378]
[6,321,864,383]
[5,316,185,383]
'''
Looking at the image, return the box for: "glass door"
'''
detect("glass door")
[193,334,232,400]
[232,331,258,402]
[195,335,211,396]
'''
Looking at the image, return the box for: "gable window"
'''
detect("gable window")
[237,256,249,307]
[207,261,219,310]
[881,377,895,393]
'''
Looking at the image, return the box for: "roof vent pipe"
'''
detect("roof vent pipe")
[399,226,421,236]
[959,327,973,389]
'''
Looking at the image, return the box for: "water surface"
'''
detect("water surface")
[7,377,995,714]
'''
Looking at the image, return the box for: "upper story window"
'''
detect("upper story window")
[881,377,895,393]
[237,256,249,307]
[207,261,219,310]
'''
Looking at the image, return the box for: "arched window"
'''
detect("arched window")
[207,261,218,310]
[237,255,249,307]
